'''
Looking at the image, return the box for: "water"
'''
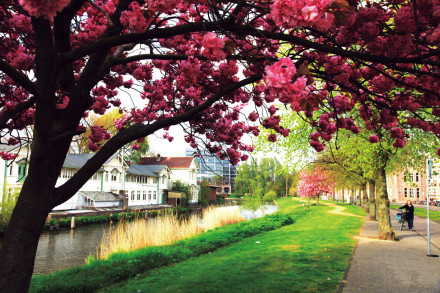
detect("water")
[0,204,278,275]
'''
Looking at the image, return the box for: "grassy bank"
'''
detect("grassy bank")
[99,200,365,293]
[30,200,304,293]
[390,204,440,222]
[98,206,245,259]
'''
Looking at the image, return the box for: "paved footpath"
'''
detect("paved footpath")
[342,211,440,293]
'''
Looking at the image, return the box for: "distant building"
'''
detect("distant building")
[185,148,237,193]
[138,155,199,203]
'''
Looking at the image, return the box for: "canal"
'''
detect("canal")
[0,204,278,275]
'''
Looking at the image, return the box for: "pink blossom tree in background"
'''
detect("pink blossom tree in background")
[2,0,440,290]
[297,167,335,206]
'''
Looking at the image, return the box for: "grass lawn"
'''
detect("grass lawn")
[99,200,365,293]
[390,204,440,223]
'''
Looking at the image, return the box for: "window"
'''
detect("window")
[416,173,419,182]
[153,191,156,200]
[417,188,420,198]
[410,173,414,182]
[143,191,146,200]
[92,173,101,181]
[404,188,408,198]
[148,191,151,200]
[153,177,158,184]
[111,171,118,182]
[18,163,26,182]
[410,188,414,197]
[137,190,140,200]
[130,191,135,201]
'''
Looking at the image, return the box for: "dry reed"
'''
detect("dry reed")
[98,206,245,260]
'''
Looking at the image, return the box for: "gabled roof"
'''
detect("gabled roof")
[126,164,167,176]
[63,153,121,169]
[79,191,122,202]
[138,156,195,169]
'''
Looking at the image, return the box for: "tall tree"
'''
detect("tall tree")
[234,157,287,198]
[2,1,440,291]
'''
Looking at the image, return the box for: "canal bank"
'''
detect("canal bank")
[29,200,296,293]
[0,205,191,274]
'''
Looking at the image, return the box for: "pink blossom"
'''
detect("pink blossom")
[368,135,379,143]
[264,58,297,89]
[202,32,226,61]
[56,96,69,110]
[88,141,100,152]
[268,134,277,142]
[248,112,259,122]
[18,0,71,20]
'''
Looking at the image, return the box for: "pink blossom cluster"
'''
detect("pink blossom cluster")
[88,126,111,152]
[120,2,150,33]
[0,152,17,161]
[202,33,226,61]
[270,0,335,31]
[18,0,71,20]
[263,58,309,105]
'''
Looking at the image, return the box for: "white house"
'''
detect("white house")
[0,143,30,202]
[0,147,193,209]
[138,155,199,203]
[125,164,171,206]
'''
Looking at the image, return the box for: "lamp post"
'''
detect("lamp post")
[427,159,432,257]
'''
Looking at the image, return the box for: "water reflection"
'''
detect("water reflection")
[0,204,278,275]
[33,223,110,274]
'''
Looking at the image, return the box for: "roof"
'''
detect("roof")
[138,156,195,169]
[126,164,167,176]
[79,191,122,202]
[63,153,120,169]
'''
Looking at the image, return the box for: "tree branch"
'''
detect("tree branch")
[0,59,36,95]
[59,22,440,68]
[53,73,262,205]
[0,97,35,130]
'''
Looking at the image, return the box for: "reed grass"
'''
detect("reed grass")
[98,206,245,259]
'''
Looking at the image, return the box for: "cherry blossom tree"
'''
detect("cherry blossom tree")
[297,166,334,206]
[2,0,440,291]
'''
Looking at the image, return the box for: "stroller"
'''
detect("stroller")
[396,211,408,231]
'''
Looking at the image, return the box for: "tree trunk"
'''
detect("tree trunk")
[362,182,369,213]
[350,187,354,205]
[376,166,394,240]
[0,178,53,292]
[368,180,376,221]
[317,195,319,206]
[342,189,345,203]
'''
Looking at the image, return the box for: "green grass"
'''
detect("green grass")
[99,200,365,293]
[30,199,304,293]
[390,204,440,223]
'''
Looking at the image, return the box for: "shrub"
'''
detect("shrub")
[263,190,278,201]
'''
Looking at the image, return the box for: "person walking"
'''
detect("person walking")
[399,200,415,230]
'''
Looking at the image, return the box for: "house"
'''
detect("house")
[54,153,171,210]
[138,155,199,203]
[78,191,123,208]
[125,164,170,206]
[0,143,31,201]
